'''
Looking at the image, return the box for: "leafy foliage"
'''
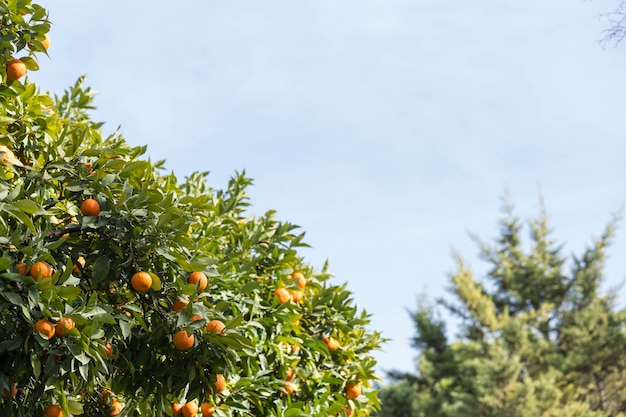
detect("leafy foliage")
[375,202,625,417]
[0,2,383,416]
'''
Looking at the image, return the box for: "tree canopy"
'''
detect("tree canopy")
[375,202,625,417]
[0,2,383,416]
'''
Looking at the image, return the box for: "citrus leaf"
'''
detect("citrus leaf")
[149,272,162,291]
[92,256,110,285]
[67,400,84,415]
[0,258,10,271]
[18,56,39,71]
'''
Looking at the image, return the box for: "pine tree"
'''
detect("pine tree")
[376,201,625,417]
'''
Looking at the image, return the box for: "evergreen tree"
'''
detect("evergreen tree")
[376,201,625,417]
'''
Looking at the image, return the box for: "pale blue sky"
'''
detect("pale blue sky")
[34,1,626,377]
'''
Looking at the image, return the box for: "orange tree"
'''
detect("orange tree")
[0,2,384,416]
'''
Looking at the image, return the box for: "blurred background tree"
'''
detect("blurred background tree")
[375,201,626,417]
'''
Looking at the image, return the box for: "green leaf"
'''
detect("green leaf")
[0,258,10,271]
[92,256,110,284]
[57,286,82,301]
[5,207,36,233]
[67,400,84,415]
[18,56,39,71]
[12,199,39,214]
[1,291,23,306]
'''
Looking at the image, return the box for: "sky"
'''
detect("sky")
[31,0,626,379]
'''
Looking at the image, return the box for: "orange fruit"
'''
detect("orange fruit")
[41,34,50,50]
[282,382,296,395]
[190,315,203,322]
[345,380,362,399]
[344,405,354,417]
[80,198,101,216]
[206,319,225,334]
[289,290,303,303]
[131,271,152,292]
[104,342,113,357]
[274,288,291,304]
[16,262,28,275]
[55,317,75,337]
[285,367,295,382]
[173,330,195,350]
[172,299,188,312]
[6,59,26,81]
[201,402,216,417]
[99,389,114,404]
[35,319,55,339]
[188,271,208,292]
[292,271,306,289]
[29,261,52,281]
[72,256,85,274]
[323,336,340,351]
[3,382,17,398]
[214,374,226,393]
[182,401,199,417]
[46,404,65,417]
[109,399,124,416]
[0,145,15,164]
[172,403,183,415]
[45,404,62,417]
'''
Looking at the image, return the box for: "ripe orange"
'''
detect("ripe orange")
[131,271,152,292]
[282,382,296,395]
[35,319,55,339]
[285,367,295,382]
[173,330,195,350]
[201,402,216,417]
[214,374,226,393]
[172,403,183,415]
[3,382,17,398]
[292,271,307,289]
[104,342,113,357]
[80,198,101,216]
[45,404,62,417]
[289,290,303,303]
[41,34,50,50]
[188,271,208,292]
[323,336,340,351]
[190,315,203,322]
[28,33,50,51]
[16,262,28,275]
[274,288,291,304]
[345,381,362,399]
[182,401,199,417]
[344,405,354,417]
[206,319,225,334]
[72,256,86,274]
[172,299,188,312]
[109,399,124,417]
[99,389,114,405]
[55,317,75,337]
[0,145,15,164]
[6,59,26,81]
[29,261,52,281]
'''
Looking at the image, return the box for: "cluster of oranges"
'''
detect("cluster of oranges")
[34,317,75,339]
[273,271,307,305]
[171,400,217,417]
[5,33,50,81]
[274,270,364,411]
[128,268,226,414]
[10,197,108,414]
